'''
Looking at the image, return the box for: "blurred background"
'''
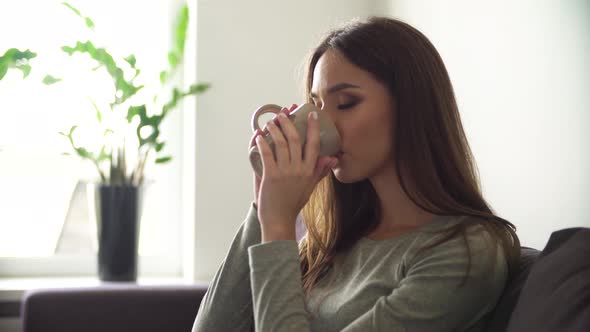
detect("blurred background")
[0,1,588,329]
[194,0,590,281]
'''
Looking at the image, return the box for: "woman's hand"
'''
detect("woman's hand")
[249,105,296,208]
[255,105,338,242]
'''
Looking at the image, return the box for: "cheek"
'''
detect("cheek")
[346,119,391,155]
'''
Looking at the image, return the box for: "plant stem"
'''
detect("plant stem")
[132,148,150,186]
[93,159,106,182]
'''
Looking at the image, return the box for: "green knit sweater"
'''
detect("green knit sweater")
[192,203,507,332]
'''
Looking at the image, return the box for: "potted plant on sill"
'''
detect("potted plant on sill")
[5,2,209,281]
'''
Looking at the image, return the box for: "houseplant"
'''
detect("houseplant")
[7,2,209,281]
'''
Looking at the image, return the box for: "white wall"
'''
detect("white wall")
[190,0,589,283]
[386,0,590,249]
[192,0,385,282]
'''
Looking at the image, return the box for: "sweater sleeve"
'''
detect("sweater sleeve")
[247,225,508,332]
[192,203,261,332]
[248,240,310,331]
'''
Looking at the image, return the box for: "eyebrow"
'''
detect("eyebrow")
[310,83,361,98]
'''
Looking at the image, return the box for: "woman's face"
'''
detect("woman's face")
[310,49,396,183]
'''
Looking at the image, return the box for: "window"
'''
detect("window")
[0,0,192,277]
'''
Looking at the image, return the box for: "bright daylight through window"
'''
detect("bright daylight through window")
[0,0,185,275]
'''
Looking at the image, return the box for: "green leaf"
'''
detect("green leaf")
[155,142,165,152]
[155,156,172,164]
[187,83,211,95]
[69,125,78,136]
[162,88,181,115]
[97,146,109,161]
[168,52,178,68]
[175,4,189,58]
[62,2,95,30]
[161,83,210,116]
[20,64,32,78]
[75,147,90,158]
[61,41,143,104]
[0,48,37,80]
[159,71,167,84]
[124,55,140,80]
[124,54,136,68]
[84,17,95,29]
[127,104,146,122]
[88,98,102,122]
[126,104,163,148]
[61,2,81,16]
[42,75,62,85]
[62,46,75,55]
[0,66,7,80]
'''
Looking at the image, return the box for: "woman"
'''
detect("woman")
[193,16,520,332]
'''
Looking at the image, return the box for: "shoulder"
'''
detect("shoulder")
[380,217,510,330]
[403,215,508,287]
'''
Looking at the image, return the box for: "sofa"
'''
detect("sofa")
[21,227,590,332]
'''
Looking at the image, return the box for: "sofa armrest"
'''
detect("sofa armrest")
[21,284,208,332]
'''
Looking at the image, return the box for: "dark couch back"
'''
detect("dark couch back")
[485,247,540,332]
[486,227,590,332]
[21,285,208,332]
[506,228,590,332]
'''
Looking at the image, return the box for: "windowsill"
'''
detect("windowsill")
[0,276,204,302]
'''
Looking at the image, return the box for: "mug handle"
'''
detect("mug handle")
[251,104,283,132]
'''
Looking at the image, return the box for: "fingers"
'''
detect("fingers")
[259,108,290,135]
[264,117,290,167]
[251,103,301,175]
[275,109,303,168]
[256,135,277,176]
[303,111,320,169]
[249,128,263,148]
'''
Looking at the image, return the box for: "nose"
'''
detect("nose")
[319,105,343,142]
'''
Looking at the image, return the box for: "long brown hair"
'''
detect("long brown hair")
[298,17,520,297]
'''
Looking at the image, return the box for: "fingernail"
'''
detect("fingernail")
[256,136,262,143]
[311,111,318,120]
[279,113,287,118]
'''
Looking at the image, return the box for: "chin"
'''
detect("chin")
[331,168,365,184]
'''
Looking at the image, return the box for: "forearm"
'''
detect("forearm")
[192,203,261,332]
[248,240,311,332]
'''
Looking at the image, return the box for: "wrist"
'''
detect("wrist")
[261,225,296,243]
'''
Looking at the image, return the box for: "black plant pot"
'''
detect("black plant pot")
[95,185,142,282]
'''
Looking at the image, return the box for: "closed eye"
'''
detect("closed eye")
[338,101,358,110]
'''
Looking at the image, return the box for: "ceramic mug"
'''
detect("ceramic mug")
[248,103,341,177]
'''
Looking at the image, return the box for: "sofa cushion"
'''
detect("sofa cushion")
[21,284,208,332]
[506,228,590,332]
[484,246,540,332]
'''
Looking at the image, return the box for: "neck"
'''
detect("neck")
[369,162,435,233]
